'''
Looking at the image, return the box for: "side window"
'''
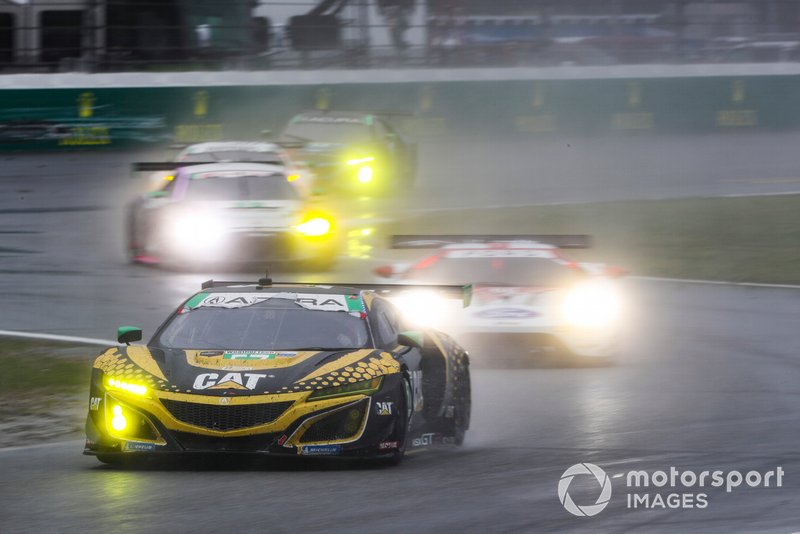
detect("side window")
[371,300,399,348]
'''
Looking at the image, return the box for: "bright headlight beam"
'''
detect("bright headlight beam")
[295,216,332,237]
[561,280,622,327]
[391,290,449,329]
[357,166,373,183]
[168,212,226,250]
[110,405,128,432]
[107,377,147,396]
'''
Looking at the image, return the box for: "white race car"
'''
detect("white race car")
[125,163,336,268]
[137,141,314,197]
[374,235,627,362]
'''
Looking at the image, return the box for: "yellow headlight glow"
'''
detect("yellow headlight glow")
[107,377,147,396]
[110,405,128,432]
[357,166,373,183]
[295,216,332,237]
[287,173,300,182]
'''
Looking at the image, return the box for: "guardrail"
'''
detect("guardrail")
[0,69,798,149]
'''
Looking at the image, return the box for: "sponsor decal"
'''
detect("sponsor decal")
[444,405,455,418]
[123,441,157,452]
[378,441,399,450]
[193,372,266,390]
[375,401,394,416]
[299,444,342,456]
[475,308,539,319]
[89,397,101,411]
[411,432,437,448]
[222,351,298,360]
[218,397,230,405]
[277,434,288,446]
[191,292,364,314]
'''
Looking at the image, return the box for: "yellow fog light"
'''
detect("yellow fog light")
[295,216,332,237]
[110,405,128,432]
[287,173,300,182]
[357,166,373,183]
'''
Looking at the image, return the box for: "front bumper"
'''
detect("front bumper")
[456,324,618,358]
[157,228,337,265]
[84,372,404,459]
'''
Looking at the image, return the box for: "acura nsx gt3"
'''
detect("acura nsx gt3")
[84,278,471,465]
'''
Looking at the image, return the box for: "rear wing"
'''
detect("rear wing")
[200,279,469,304]
[389,234,592,249]
[132,160,284,172]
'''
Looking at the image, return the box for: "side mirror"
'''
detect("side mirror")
[397,330,424,349]
[117,326,143,345]
[373,264,394,278]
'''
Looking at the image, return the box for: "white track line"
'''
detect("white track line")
[631,276,800,290]
[0,329,116,346]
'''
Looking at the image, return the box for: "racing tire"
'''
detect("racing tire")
[373,375,411,466]
[452,359,471,446]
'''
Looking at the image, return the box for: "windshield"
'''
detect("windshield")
[405,256,581,286]
[184,173,298,201]
[156,299,370,350]
[282,120,372,144]
[178,151,284,164]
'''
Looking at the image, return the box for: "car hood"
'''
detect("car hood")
[93,345,400,396]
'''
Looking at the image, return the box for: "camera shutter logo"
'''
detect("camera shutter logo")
[558,463,612,517]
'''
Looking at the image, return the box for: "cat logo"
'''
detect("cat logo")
[193,372,266,390]
[375,401,393,416]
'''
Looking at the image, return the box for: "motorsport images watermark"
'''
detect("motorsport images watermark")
[558,463,784,517]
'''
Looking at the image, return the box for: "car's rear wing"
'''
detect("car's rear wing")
[132,160,284,172]
[200,278,470,304]
[389,234,593,249]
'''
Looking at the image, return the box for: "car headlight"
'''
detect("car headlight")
[356,165,373,183]
[295,212,334,237]
[560,280,623,327]
[106,376,148,396]
[167,211,227,250]
[307,376,383,400]
[345,156,375,184]
[390,290,451,329]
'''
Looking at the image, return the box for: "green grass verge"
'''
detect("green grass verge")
[0,340,92,394]
[0,340,95,445]
[384,195,800,284]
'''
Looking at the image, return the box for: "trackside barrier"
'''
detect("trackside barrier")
[0,75,798,149]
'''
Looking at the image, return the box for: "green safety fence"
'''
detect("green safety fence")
[0,75,797,150]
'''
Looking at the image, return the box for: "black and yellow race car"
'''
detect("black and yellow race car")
[84,278,470,465]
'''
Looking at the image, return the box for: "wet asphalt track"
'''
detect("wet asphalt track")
[1,134,799,532]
